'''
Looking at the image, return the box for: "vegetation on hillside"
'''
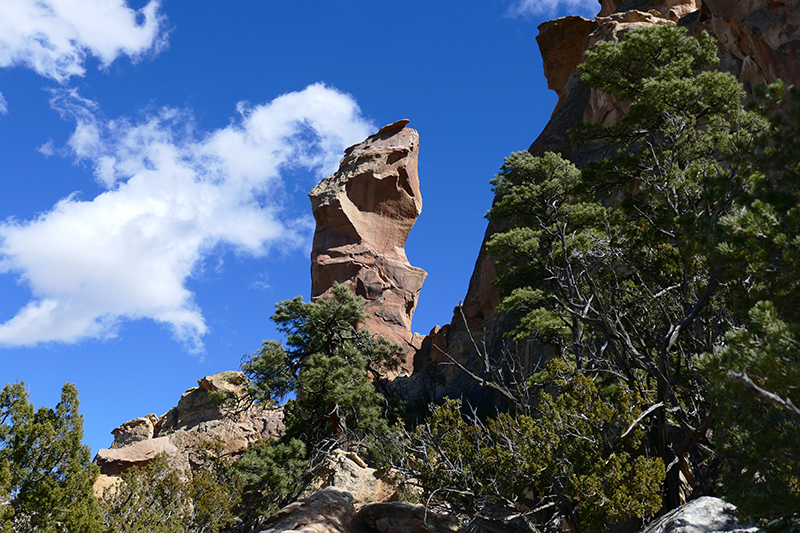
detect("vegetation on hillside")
[392,23,798,533]
[235,282,404,516]
[0,382,102,533]
[1,22,799,533]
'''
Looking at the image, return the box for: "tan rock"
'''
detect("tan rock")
[310,120,427,370]
[357,501,461,533]
[259,487,359,533]
[95,371,284,476]
[300,449,394,509]
[94,436,179,476]
[92,473,122,499]
[110,415,156,448]
[599,0,700,19]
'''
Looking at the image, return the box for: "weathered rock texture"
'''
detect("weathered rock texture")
[94,371,284,476]
[310,119,427,371]
[258,485,460,533]
[299,449,394,509]
[357,501,461,533]
[637,496,758,533]
[258,488,362,533]
[435,0,800,398]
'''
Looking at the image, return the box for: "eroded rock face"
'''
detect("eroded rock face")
[310,119,427,370]
[357,501,461,533]
[94,371,284,477]
[299,449,394,509]
[705,0,800,92]
[446,0,800,390]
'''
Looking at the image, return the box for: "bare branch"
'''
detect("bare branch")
[620,402,664,439]
[730,370,800,424]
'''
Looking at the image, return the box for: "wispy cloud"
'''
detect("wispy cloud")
[0,93,7,116]
[0,83,373,352]
[508,0,600,17]
[0,0,167,83]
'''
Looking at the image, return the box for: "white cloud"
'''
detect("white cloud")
[0,92,7,115]
[0,0,167,82]
[0,83,374,352]
[508,0,600,17]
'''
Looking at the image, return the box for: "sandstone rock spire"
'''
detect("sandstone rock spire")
[309,119,426,369]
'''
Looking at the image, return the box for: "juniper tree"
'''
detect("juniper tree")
[0,382,102,533]
[237,283,403,515]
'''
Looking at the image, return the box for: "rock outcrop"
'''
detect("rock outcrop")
[310,119,427,372]
[357,501,460,533]
[258,488,361,533]
[299,450,394,509]
[94,371,284,476]
[438,0,800,395]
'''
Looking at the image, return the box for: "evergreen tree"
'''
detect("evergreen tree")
[700,80,800,531]
[0,382,102,533]
[485,23,758,511]
[237,283,403,515]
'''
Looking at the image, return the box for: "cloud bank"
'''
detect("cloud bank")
[0,0,167,82]
[0,84,373,351]
[508,0,600,17]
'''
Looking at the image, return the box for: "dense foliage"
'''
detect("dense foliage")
[399,23,798,532]
[99,450,241,533]
[402,361,664,532]
[0,382,102,533]
[699,80,800,531]
[237,283,403,515]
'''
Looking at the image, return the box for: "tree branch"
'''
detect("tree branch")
[729,369,800,424]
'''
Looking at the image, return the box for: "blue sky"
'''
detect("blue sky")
[0,0,599,455]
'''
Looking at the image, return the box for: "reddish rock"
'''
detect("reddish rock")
[310,119,427,371]
[704,0,800,90]
[537,16,597,115]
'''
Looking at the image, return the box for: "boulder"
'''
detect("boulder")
[638,497,758,533]
[357,501,461,533]
[110,414,158,448]
[94,436,179,476]
[258,487,362,533]
[300,449,394,509]
[310,119,427,372]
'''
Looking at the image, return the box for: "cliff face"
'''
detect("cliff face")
[309,119,427,373]
[442,0,800,387]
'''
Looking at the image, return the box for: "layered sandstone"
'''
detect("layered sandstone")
[310,119,427,371]
[94,371,284,476]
